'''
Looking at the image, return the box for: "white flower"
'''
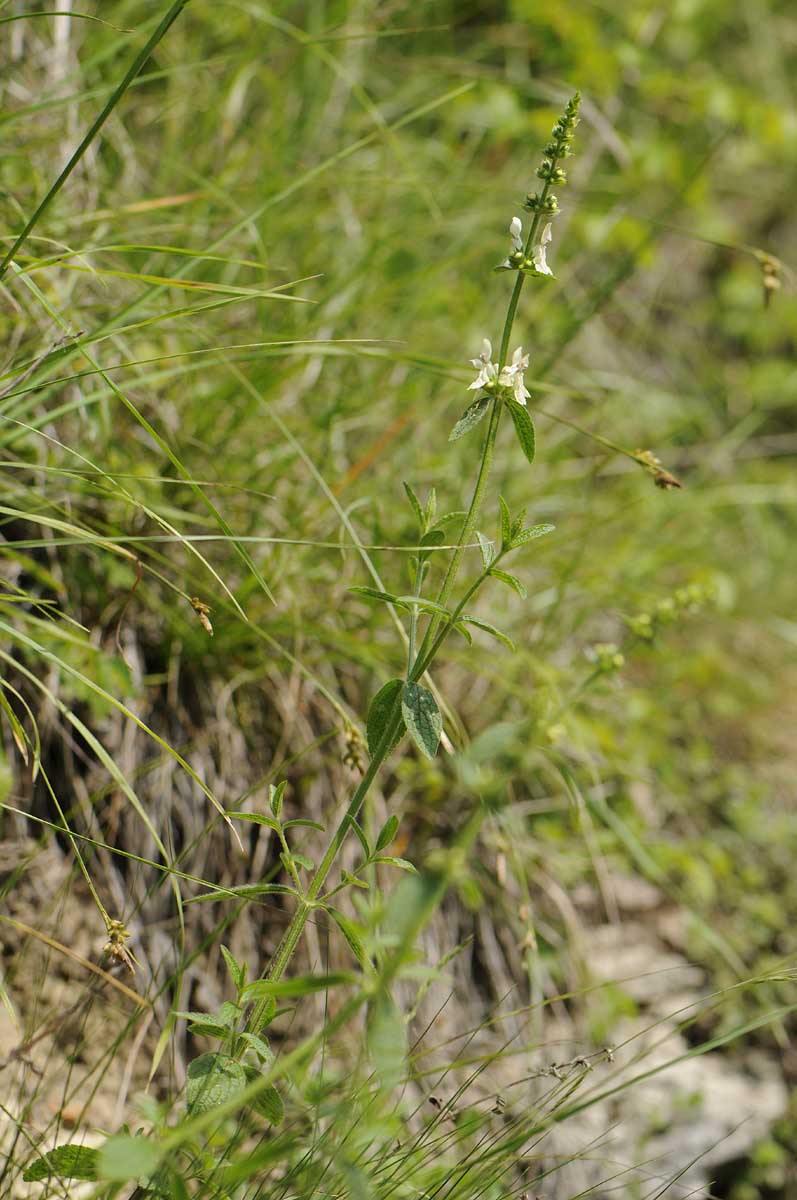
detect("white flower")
[532,222,553,276]
[497,217,525,270]
[468,337,498,391]
[498,346,531,406]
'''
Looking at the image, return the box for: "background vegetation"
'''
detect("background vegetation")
[1,1,796,1196]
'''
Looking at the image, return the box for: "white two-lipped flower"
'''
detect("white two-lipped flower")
[468,340,531,406]
[468,337,499,391]
[499,346,531,405]
[532,222,553,276]
[498,217,525,269]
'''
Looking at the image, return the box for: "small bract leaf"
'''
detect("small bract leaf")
[489,568,527,599]
[349,586,410,611]
[228,811,281,832]
[460,615,516,651]
[220,944,245,990]
[505,398,536,464]
[372,856,417,873]
[403,481,424,528]
[401,683,442,759]
[375,814,399,852]
[476,531,494,569]
[433,509,467,530]
[424,487,437,525]
[243,1069,285,1125]
[366,678,406,758]
[23,1145,99,1183]
[269,780,286,818]
[326,907,372,971]
[449,396,490,441]
[512,523,554,546]
[499,496,512,546]
[186,1053,247,1115]
[238,1031,273,1064]
[510,507,527,539]
[346,815,371,858]
[453,621,473,644]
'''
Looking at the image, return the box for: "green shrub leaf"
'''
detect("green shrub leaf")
[401,682,442,759]
[449,397,490,441]
[366,678,405,757]
[505,399,536,464]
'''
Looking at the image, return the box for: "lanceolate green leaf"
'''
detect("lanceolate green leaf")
[401,683,442,759]
[326,906,373,971]
[499,495,512,546]
[349,586,410,611]
[372,856,417,873]
[220,944,245,990]
[402,481,425,529]
[185,882,298,904]
[448,396,490,441]
[460,615,516,651]
[488,567,527,598]
[228,811,282,832]
[476,531,494,568]
[513,522,554,546]
[505,398,536,464]
[375,814,399,852]
[346,815,371,858]
[366,678,406,757]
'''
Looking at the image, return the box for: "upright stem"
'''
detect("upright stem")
[246,173,555,1021]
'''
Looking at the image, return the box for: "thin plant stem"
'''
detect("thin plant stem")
[244,109,575,1019]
